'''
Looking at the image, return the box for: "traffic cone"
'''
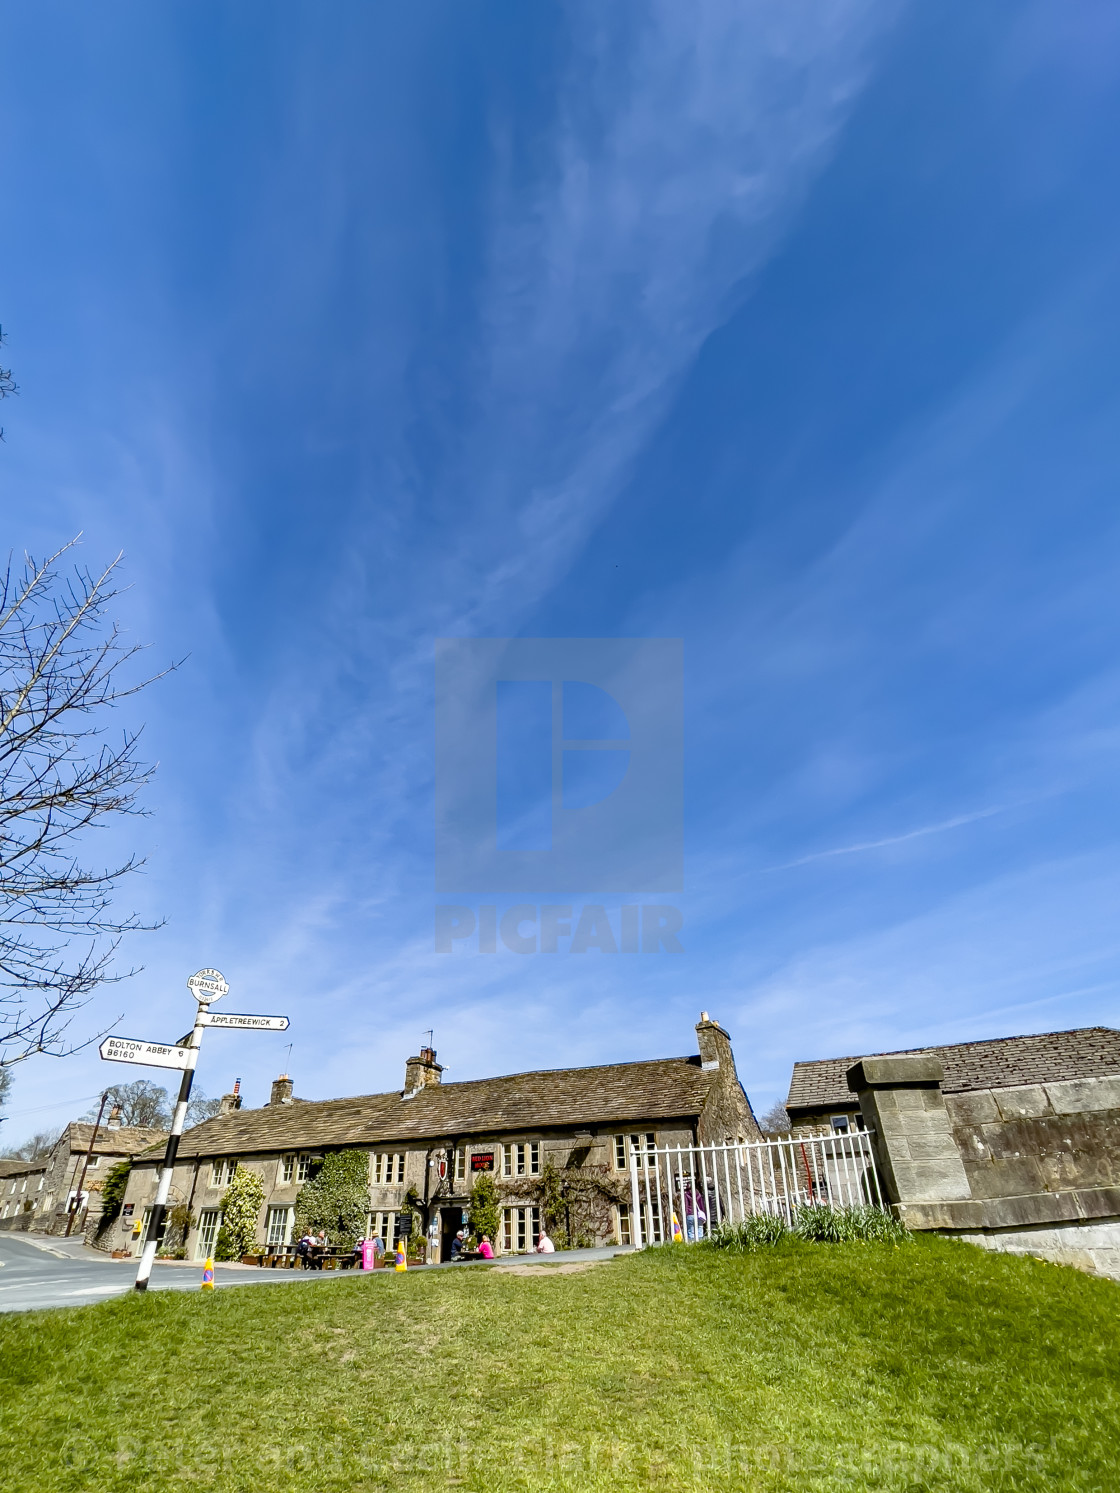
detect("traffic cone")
[201,1257,215,1291]
[394,1240,407,1272]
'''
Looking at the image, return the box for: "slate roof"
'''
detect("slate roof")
[786,1027,1120,1112]
[133,1056,715,1163]
[63,1123,167,1156]
[0,1158,42,1178]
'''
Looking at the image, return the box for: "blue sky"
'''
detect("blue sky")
[3,0,1120,1143]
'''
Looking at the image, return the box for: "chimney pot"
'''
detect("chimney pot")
[106,1105,122,1129]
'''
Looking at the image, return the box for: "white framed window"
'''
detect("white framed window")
[502,1143,540,1178]
[37,1175,44,1191]
[614,1133,656,1170]
[8,1181,15,1195]
[638,1196,662,1245]
[372,1153,406,1185]
[830,1115,850,1134]
[279,1154,296,1184]
[296,1153,312,1183]
[1,1203,7,1219]
[616,1203,632,1246]
[266,1206,294,1248]
[210,1158,238,1188]
[370,1210,400,1247]
[454,1148,466,1181]
[196,1208,222,1259]
[501,1206,540,1254]
[20,1178,27,1194]
[85,1156,101,1169]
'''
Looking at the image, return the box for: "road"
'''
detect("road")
[0,1232,352,1313]
[0,1233,632,1313]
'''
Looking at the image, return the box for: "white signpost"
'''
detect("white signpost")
[199,1012,289,1031]
[98,968,290,1292]
[100,1037,193,1070]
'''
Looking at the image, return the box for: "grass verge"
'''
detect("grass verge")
[0,1236,1116,1492]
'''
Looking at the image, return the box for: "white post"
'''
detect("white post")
[629,1147,642,1248]
[134,1002,207,1291]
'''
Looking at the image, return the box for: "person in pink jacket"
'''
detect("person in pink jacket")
[478,1235,494,1259]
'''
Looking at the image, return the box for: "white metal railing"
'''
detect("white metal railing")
[628,1132,885,1244]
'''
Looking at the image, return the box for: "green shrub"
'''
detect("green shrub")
[294,1149,370,1249]
[709,1205,908,1251]
[468,1172,501,1246]
[793,1203,910,1244]
[709,1212,789,1251]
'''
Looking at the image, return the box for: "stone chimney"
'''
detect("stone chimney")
[269,1074,294,1106]
[695,1012,733,1072]
[403,1047,443,1096]
[219,1078,243,1116]
[106,1105,122,1129]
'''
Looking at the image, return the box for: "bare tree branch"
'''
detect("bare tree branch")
[0,540,174,1069]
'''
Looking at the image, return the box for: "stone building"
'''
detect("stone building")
[786,1026,1120,1277]
[0,1114,167,1236]
[117,1013,758,1260]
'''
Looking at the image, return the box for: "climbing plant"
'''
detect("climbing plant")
[216,1165,265,1259]
[294,1149,370,1249]
[467,1172,501,1246]
[97,1159,131,1225]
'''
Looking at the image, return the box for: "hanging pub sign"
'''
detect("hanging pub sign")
[470,1152,495,1172]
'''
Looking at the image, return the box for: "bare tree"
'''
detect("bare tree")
[0,539,171,1072]
[0,323,16,442]
[759,1100,791,1135]
[1,1125,61,1161]
[84,1079,170,1129]
[83,1079,220,1129]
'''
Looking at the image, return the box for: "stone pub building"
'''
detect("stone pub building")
[117,1014,759,1260]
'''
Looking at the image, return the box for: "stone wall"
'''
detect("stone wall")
[848,1058,1120,1279]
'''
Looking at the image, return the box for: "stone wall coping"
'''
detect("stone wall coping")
[847,1054,944,1090]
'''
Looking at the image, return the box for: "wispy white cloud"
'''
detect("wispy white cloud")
[765,805,1007,871]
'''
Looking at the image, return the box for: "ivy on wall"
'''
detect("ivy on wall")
[294,1149,369,1249]
[216,1166,266,1260]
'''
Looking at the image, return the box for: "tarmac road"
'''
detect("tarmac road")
[0,1232,632,1313]
[0,1232,348,1313]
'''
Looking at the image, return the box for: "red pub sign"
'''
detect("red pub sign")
[470,1152,495,1172]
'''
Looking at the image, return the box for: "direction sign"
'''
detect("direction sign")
[199,1011,289,1032]
[100,1035,192,1070]
[187,968,228,1004]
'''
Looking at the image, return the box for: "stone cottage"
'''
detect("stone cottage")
[118,1013,758,1260]
[786,1026,1120,1277]
[0,1113,167,1236]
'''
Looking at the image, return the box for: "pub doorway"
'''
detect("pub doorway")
[440,1206,466,1261]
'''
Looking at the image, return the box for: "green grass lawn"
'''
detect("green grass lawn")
[1,1238,1117,1492]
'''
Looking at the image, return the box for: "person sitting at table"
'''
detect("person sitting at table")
[536,1231,555,1254]
[296,1230,313,1270]
[311,1230,328,1269]
[478,1234,494,1259]
[450,1230,465,1261]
